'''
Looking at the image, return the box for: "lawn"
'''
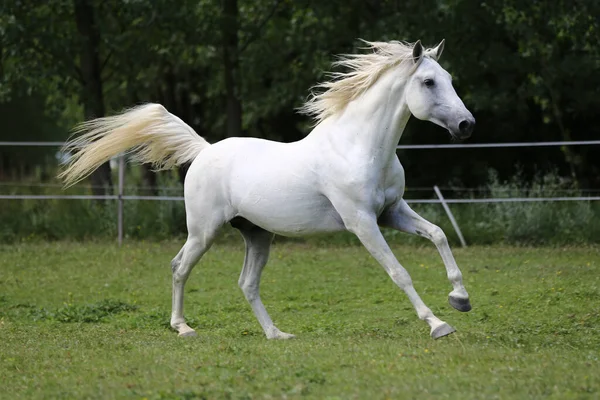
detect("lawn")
[0,240,598,399]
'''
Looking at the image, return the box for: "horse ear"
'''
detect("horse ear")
[432,39,445,61]
[412,40,424,64]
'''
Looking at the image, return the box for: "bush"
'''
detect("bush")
[2,170,600,245]
[409,170,600,246]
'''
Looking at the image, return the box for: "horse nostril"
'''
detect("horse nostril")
[458,119,475,136]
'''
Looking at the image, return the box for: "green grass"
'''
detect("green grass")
[0,241,599,399]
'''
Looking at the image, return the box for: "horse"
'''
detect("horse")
[60,39,475,340]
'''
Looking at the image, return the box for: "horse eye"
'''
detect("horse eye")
[424,79,435,87]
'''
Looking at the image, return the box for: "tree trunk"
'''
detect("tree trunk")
[73,0,112,196]
[177,77,193,184]
[546,83,588,187]
[222,0,242,138]
[159,67,188,184]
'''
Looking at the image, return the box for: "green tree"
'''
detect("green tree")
[1,1,114,194]
[1,0,599,191]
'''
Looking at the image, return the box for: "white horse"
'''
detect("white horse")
[60,40,475,340]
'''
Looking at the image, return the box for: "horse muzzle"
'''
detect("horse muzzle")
[449,116,475,140]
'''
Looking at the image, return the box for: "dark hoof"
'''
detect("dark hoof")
[449,296,472,312]
[431,323,456,339]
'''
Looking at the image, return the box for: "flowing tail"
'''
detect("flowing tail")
[59,103,210,187]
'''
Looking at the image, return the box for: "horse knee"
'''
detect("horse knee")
[430,225,447,245]
[173,270,188,284]
[172,262,192,283]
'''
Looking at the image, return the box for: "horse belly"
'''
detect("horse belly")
[213,137,345,236]
[235,184,345,236]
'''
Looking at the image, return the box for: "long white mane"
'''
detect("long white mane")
[299,41,427,123]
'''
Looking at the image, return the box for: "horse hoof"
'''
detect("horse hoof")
[431,323,456,340]
[275,332,296,340]
[178,330,198,338]
[267,330,296,340]
[449,296,472,312]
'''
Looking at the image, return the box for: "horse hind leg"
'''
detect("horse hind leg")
[170,221,222,337]
[233,218,294,340]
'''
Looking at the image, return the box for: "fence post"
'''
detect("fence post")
[433,185,467,248]
[117,155,125,246]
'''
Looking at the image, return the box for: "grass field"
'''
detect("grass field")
[1,240,599,399]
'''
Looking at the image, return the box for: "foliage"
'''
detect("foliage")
[1,0,599,187]
[0,94,65,178]
[0,242,598,398]
[1,169,599,244]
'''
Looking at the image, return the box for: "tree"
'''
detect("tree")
[1,1,114,194]
[73,0,112,194]
[221,0,242,137]
[1,0,599,190]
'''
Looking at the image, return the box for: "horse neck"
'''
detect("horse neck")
[317,68,412,166]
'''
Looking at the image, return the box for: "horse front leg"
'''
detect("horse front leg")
[379,199,471,312]
[342,209,455,339]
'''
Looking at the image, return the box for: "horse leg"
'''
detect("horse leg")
[235,221,294,339]
[170,222,221,337]
[343,209,454,339]
[379,199,471,312]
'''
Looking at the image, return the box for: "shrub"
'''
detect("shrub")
[2,169,600,245]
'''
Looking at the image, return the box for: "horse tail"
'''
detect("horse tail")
[59,103,210,187]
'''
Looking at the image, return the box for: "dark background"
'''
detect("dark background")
[1,0,598,194]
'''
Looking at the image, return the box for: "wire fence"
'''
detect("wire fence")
[3,194,600,203]
[2,140,600,244]
[5,180,600,193]
[3,139,600,148]
[395,140,600,149]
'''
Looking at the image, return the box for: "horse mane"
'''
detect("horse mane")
[299,40,427,123]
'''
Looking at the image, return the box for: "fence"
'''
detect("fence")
[2,140,600,245]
